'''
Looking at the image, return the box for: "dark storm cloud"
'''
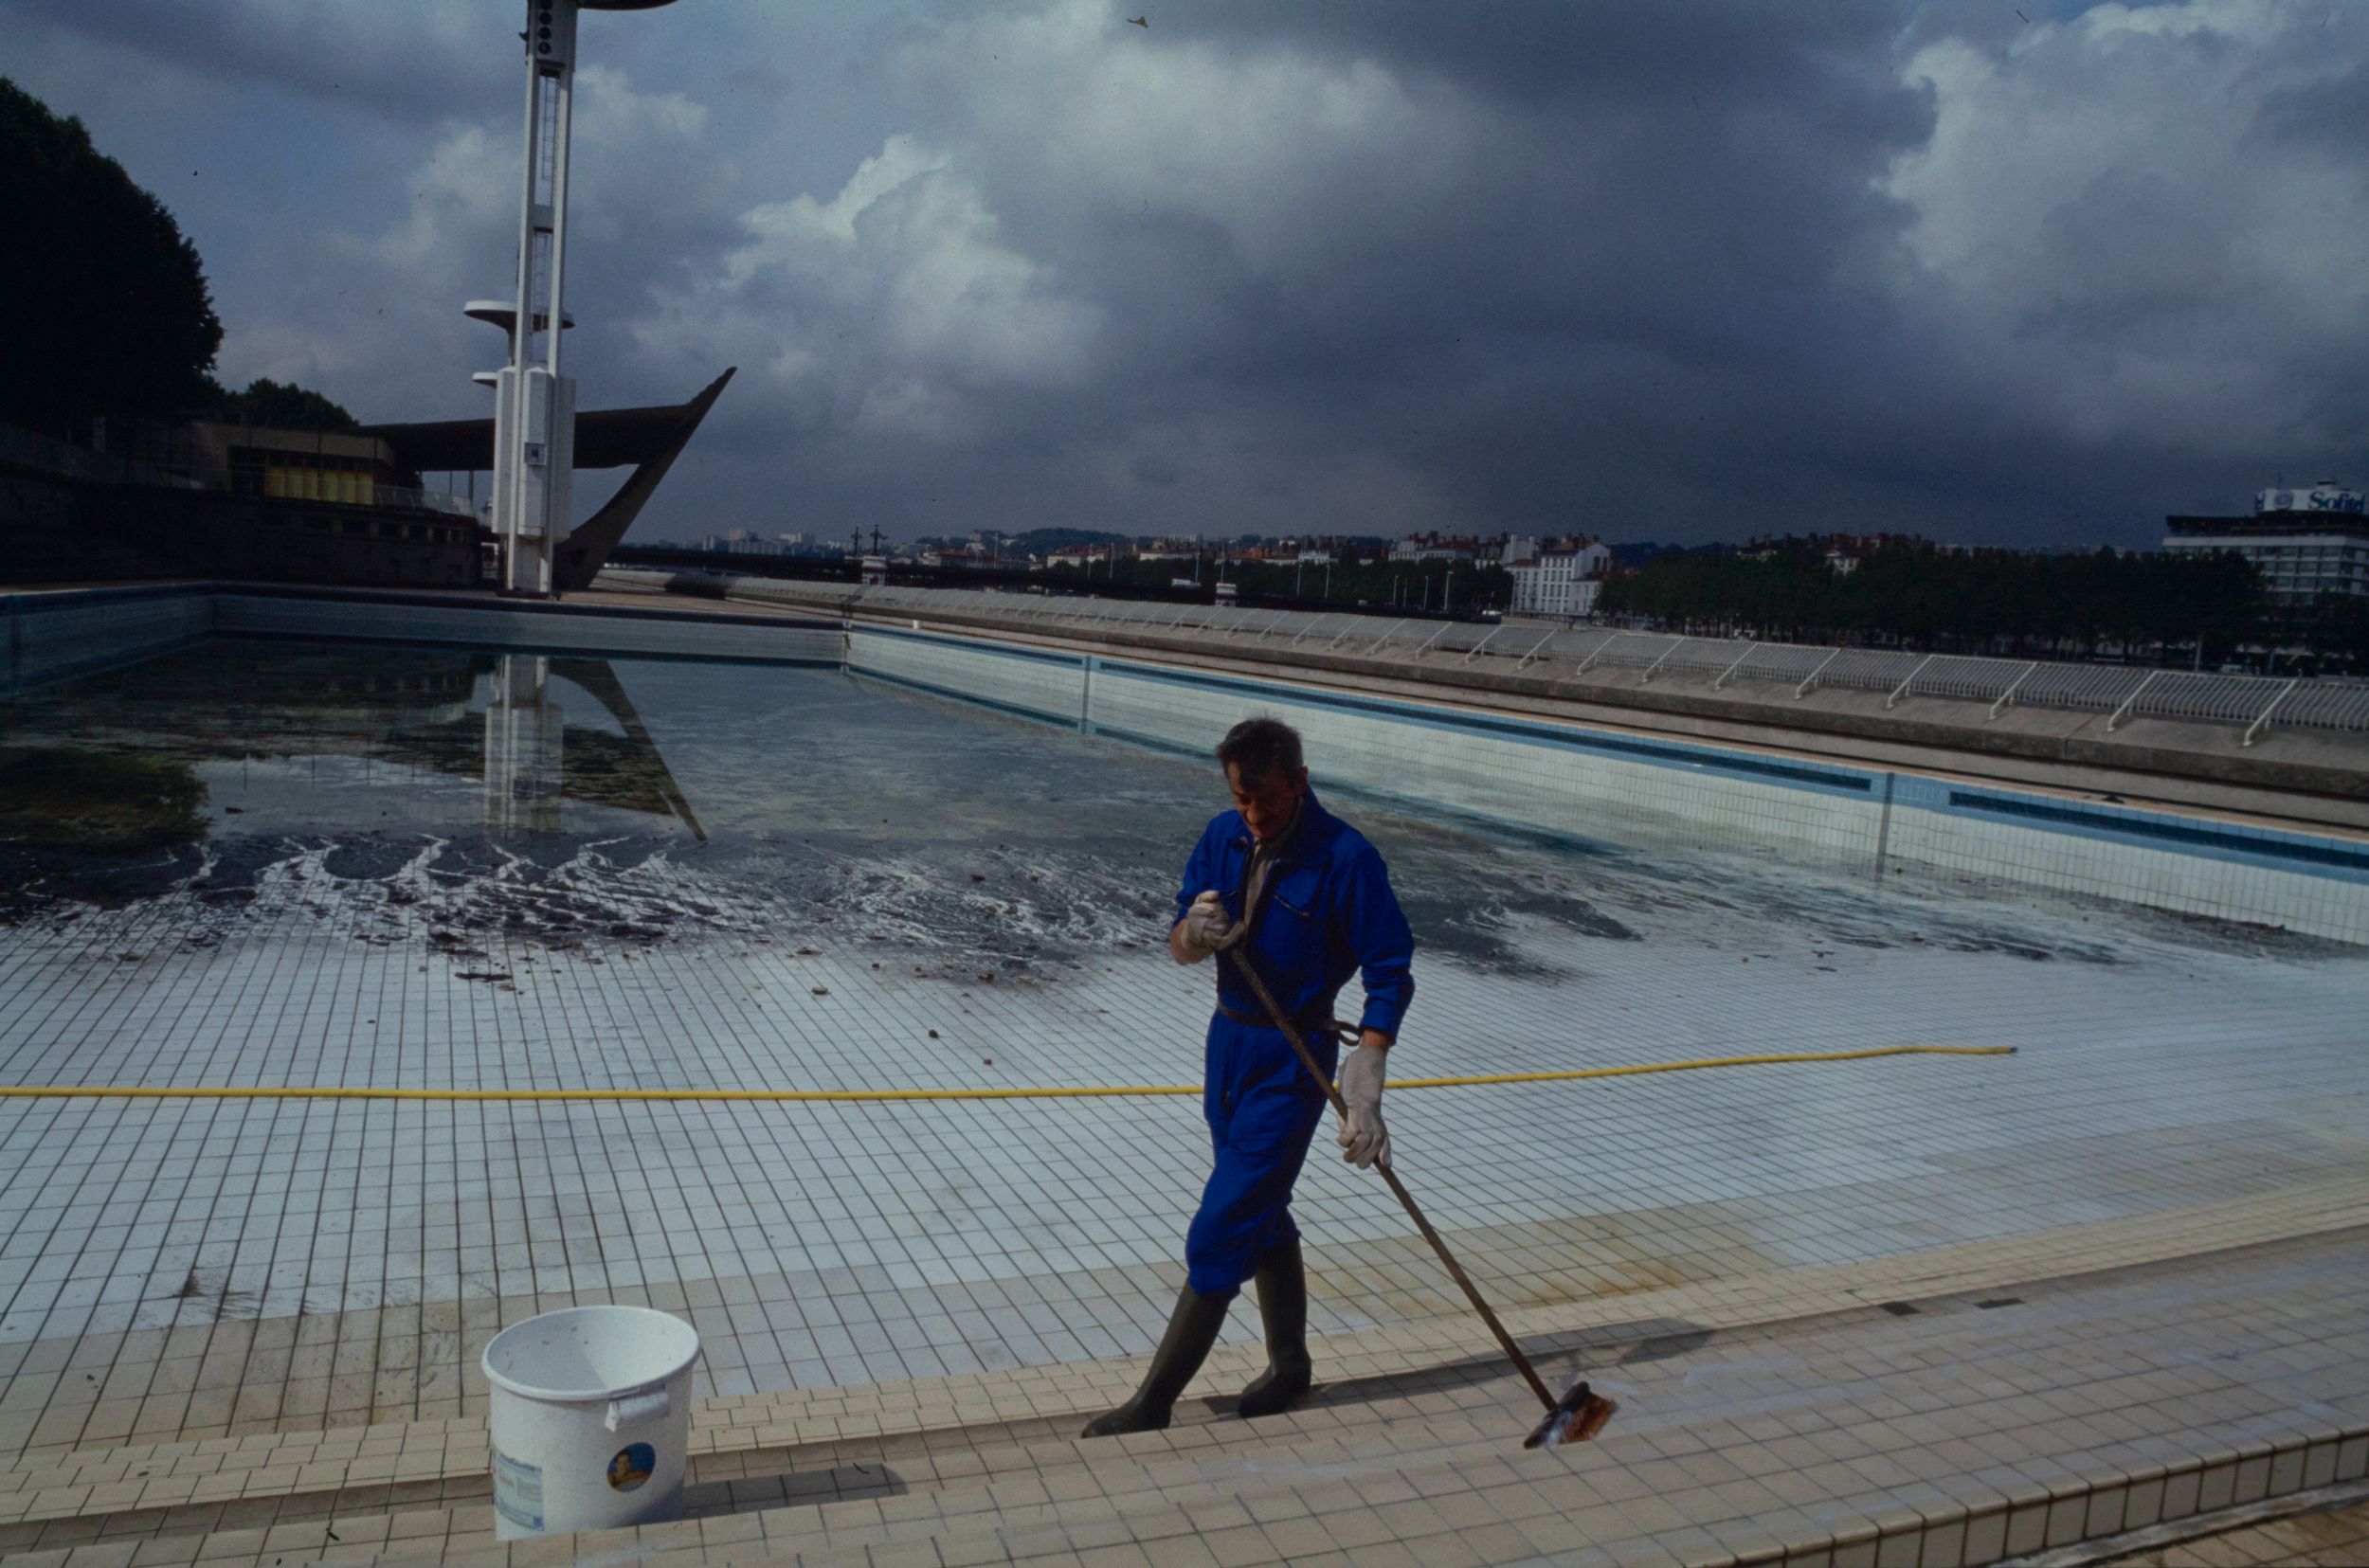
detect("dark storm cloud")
[2251,60,2369,146]
[6,0,2364,547]
[3,0,507,124]
[814,0,1946,537]
[1182,0,1900,106]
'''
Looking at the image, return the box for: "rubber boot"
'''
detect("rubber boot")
[1080,1283,1232,1437]
[1237,1236,1312,1419]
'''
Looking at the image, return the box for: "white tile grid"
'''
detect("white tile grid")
[0,852,2360,1405]
[1888,808,2369,946]
[847,633,1086,723]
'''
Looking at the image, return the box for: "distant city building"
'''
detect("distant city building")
[1507,537,1611,617]
[702,530,789,556]
[2164,481,2369,606]
[2257,481,2365,516]
[1389,532,1480,564]
[1045,544,1125,568]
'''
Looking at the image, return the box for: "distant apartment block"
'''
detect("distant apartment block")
[705,530,787,555]
[1507,537,1611,618]
[2164,481,2369,606]
[920,544,998,569]
[1044,544,1125,568]
[1388,532,1481,564]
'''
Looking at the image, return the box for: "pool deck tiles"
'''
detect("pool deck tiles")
[0,1212,2360,1564]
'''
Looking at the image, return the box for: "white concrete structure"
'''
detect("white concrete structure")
[1508,540,1611,618]
[483,0,678,598]
[2164,480,2369,606]
[483,653,564,832]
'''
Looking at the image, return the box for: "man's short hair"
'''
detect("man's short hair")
[1216,717,1304,789]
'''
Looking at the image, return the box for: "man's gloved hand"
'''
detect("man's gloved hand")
[1176,890,1242,964]
[1335,1045,1391,1170]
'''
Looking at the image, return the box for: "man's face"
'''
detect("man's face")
[1226,763,1309,842]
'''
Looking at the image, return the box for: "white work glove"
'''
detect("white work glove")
[1335,1046,1391,1170]
[1176,890,1242,963]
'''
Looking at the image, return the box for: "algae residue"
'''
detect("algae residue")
[0,747,208,851]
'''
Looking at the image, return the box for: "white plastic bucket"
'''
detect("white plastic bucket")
[481,1306,702,1541]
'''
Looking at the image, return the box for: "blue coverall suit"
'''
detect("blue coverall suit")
[1175,787,1415,1297]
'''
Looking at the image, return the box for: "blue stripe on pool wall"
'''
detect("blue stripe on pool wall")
[850,663,1081,730]
[855,622,1089,672]
[1938,787,2369,880]
[3,582,222,615]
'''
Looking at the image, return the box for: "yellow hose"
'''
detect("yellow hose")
[0,1045,2010,1104]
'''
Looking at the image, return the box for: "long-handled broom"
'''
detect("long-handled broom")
[1221,949,1618,1448]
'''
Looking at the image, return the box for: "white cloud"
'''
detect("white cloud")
[1882,0,2369,454]
[895,0,1490,276]
[635,131,1105,440]
[625,0,1503,463]
[212,64,724,418]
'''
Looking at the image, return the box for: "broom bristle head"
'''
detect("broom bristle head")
[1523,1380,1618,1448]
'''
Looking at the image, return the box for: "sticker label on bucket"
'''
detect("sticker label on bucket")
[607,1442,655,1491]
[494,1450,544,1532]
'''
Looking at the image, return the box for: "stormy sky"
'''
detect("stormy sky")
[6,0,2363,548]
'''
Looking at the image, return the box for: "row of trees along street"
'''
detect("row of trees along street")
[1044,551,1514,615]
[1596,538,2288,665]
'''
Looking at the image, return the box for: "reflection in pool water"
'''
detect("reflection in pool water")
[0,638,2343,980]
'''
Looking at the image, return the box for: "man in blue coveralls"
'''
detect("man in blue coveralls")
[1083,716,1415,1436]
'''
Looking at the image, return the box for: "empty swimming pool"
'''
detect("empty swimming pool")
[0,633,2360,1451]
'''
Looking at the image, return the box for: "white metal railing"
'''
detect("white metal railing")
[594,569,2369,736]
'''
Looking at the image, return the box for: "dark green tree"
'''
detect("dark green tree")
[1599,537,2265,662]
[201,376,357,431]
[0,78,224,434]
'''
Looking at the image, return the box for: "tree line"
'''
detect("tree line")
[1,78,353,439]
[1044,551,1512,614]
[1597,539,2266,663]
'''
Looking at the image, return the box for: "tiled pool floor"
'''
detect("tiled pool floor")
[0,642,2362,1463]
